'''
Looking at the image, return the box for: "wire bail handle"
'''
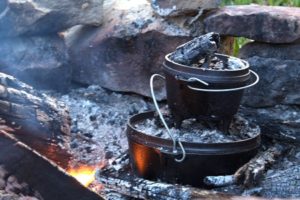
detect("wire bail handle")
[149,70,259,162]
[178,70,259,92]
[150,74,186,162]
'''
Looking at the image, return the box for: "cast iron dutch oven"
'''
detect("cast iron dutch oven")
[162,53,259,126]
[126,111,261,187]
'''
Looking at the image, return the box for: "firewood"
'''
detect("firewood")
[234,143,289,187]
[0,130,104,200]
[97,153,270,200]
[204,143,289,187]
[169,32,220,66]
[0,72,71,140]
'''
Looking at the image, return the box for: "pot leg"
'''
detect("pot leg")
[218,117,232,133]
[173,114,183,129]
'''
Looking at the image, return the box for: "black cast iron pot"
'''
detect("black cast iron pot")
[127,111,261,187]
[162,53,259,127]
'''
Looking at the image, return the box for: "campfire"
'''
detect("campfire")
[0,0,300,200]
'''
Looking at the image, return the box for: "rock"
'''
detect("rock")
[0,35,71,91]
[204,5,300,43]
[241,105,300,144]
[0,0,103,37]
[151,0,221,17]
[242,56,300,107]
[66,0,193,100]
[239,42,300,61]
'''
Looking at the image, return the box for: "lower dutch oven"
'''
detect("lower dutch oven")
[126,111,261,187]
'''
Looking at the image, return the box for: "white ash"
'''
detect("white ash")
[49,85,153,166]
[135,115,259,143]
[227,57,246,70]
[193,56,246,70]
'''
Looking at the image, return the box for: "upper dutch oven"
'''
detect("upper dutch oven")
[162,53,259,127]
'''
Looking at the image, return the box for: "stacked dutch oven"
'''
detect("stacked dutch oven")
[126,33,261,187]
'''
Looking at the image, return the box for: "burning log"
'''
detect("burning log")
[169,32,220,66]
[0,72,71,141]
[97,153,270,200]
[204,143,289,187]
[0,129,103,200]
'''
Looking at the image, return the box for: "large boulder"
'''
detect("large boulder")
[239,42,300,61]
[151,0,221,17]
[0,0,103,37]
[0,35,71,91]
[242,56,300,107]
[204,5,300,43]
[66,0,194,100]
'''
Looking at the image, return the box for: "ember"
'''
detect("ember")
[68,165,97,187]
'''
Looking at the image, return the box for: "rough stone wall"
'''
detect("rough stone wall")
[0,0,104,91]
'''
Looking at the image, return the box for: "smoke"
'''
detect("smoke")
[0,35,71,91]
[0,0,7,14]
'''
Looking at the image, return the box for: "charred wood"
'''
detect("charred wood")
[0,72,71,141]
[234,144,289,187]
[0,130,103,200]
[204,144,289,187]
[97,153,269,200]
[169,32,220,66]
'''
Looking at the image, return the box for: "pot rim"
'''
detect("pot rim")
[165,53,250,72]
[163,62,251,84]
[127,111,261,155]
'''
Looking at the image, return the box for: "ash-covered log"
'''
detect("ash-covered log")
[97,153,270,200]
[204,143,289,187]
[0,130,103,200]
[0,72,71,141]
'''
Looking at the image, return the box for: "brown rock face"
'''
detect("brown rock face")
[151,0,221,17]
[0,0,103,37]
[204,5,300,43]
[0,35,71,91]
[67,0,192,99]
